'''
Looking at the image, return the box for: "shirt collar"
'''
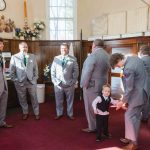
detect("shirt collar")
[61,55,69,59]
[103,96,108,99]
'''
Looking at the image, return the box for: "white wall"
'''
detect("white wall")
[1,0,150,40]
[0,0,47,39]
[77,0,149,39]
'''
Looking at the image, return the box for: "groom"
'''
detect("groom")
[51,43,79,120]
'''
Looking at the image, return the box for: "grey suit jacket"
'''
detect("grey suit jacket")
[9,52,38,85]
[122,56,148,107]
[51,55,79,87]
[0,67,7,97]
[141,55,150,96]
[80,48,110,91]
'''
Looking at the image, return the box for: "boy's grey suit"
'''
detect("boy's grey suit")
[0,55,8,126]
[80,48,110,130]
[141,55,150,119]
[122,56,148,143]
[9,52,39,115]
[51,55,79,117]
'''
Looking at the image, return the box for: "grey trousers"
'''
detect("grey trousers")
[14,81,39,115]
[83,87,98,130]
[142,95,150,119]
[125,105,143,143]
[0,90,8,126]
[54,85,75,117]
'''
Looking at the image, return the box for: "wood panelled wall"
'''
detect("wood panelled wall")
[3,37,150,106]
[39,41,82,82]
[3,36,150,83]
[3,40,82,83]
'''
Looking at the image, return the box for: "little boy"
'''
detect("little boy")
[92,84,118,141]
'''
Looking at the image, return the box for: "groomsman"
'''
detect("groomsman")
[0,37,13,128]
[9,42,40,120]
[51,43,79,120]
[80,39,110,132]
[139,45,150,123]
[110,53,148,150]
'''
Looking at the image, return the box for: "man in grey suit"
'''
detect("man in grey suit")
[110,53,148,150]
[0,37,13,128]
[139,45,150,123]
[51,43,79,120]
[80,39,110,132]
[9,42,40,120]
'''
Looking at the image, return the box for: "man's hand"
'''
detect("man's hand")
[121,103,128,110]
[116,101,128,110]
[116,101,124,110]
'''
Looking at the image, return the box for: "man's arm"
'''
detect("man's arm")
[80,55,95,88]
[33,55,38,81]
[9,55,17,81]
[51,58,61,86]
[122,69,134,103]
[69,57,79,86]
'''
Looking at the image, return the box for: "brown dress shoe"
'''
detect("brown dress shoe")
[35,115,40,120]
[68,116,75,120]
[82,128,96,133]
[122,143,138,150]
[141,118,149,123]
[54,115,63,120]
[0,124,13,128]
[22,114,29,120]
[120,138,131,144]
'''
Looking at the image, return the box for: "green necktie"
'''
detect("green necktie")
[24,55,27,66]
[62,57,66,67]
[0,53,3,68]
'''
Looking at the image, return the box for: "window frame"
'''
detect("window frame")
[47,0,76,40]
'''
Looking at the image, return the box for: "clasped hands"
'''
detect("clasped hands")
[116,101,128,110]
[59,80,76,88]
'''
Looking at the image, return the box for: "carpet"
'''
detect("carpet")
[0,100,149,150]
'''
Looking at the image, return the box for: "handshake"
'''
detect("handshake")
[116,101,128,110]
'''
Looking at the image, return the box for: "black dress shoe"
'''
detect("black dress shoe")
[0,124,13,128]
[68,116,75,120]
[141,118,149,123]
[96,138,102,142]
[54,115,63,120]
[35,115,40,120]
[102,133,112,139]
[22,114,29,120]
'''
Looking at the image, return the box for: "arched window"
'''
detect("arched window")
[49,0,76,40]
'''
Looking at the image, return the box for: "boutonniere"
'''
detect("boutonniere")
[66,57,70,62]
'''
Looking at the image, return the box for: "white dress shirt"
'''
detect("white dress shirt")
[92,96,118,115]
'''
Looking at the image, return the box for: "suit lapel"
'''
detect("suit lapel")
[62,56,69,68]
[18,52,26,68]
[26,54,30,68]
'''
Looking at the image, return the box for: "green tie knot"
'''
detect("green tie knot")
[62,57,67,66]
